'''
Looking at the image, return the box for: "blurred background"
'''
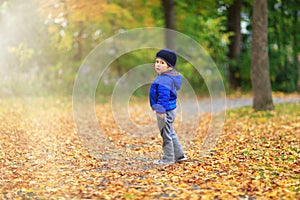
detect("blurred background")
[0,0,299,97]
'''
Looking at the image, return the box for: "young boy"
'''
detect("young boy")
[149,48,188,165]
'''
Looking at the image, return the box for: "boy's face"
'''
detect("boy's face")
[155,58,172,74]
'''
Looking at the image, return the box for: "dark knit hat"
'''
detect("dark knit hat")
[156,49,177,68]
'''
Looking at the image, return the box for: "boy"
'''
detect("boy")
[149,48,188,165]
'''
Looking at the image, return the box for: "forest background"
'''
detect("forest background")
[0,0,299,98]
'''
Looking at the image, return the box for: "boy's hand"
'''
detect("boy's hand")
[156,113,164,118]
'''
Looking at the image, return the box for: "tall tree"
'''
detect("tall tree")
[251,0,274,110]
[227,0,242,89]
[162,0,175,49]
[292,1,299,90]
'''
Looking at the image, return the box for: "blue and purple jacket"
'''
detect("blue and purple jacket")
[149,70,182,114]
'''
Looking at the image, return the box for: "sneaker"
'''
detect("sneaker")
[153,159,175,165]
[176,155,188,162]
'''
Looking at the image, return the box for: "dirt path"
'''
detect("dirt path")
[180,95,300,115]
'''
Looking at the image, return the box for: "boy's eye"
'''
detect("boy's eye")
[155,60,166,65]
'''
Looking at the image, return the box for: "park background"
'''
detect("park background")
[0,0,299,199]
[0,0,299,98]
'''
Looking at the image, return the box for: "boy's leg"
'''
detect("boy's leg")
[172,136,185,160]
[157,112,175,163]
[167,109,185,160]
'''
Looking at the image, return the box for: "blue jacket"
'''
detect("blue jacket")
[149,70,182,113]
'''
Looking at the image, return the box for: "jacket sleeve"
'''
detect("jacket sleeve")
[149,83,157,107]
[150,83,168,113]
[154,84,170,113]
[153,76,173,113]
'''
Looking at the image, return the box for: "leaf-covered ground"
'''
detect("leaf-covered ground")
[0,97,299,199]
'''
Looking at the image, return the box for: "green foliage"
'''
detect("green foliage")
[174,1,230,95]
[267,0,300,92]
[7,43,34,68]
[1,0,299,97]
[239,51,252,91]
[240,0,299,93]
[0,0,57,96]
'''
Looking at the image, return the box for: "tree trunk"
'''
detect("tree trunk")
[251,0,274,111]
[293,7,299,90]
[162,0,175,49]
[227,0,242,89]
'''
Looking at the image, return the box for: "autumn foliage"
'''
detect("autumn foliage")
[0,97,299,199]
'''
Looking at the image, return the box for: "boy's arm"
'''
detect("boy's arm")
[149,83,157,108]
[150,77,172,114]
[154,84,170,114]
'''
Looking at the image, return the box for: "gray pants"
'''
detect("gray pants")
[157,109,185,162]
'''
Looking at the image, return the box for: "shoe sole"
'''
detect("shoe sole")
[153,161,175,165]
[176,158,188,162]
